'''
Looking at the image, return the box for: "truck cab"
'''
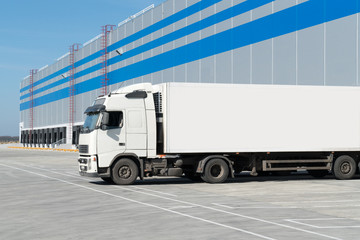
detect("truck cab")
[78,83,157,184]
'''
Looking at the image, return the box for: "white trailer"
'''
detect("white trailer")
[78,83,360,184]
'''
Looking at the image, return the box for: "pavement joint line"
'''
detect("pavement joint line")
[285,219,360,229]
[5,162,343,240]
[0,163,276,240]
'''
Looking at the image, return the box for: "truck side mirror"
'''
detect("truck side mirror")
[101,112,109,130]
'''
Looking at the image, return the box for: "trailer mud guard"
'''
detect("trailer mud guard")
[196,155,234,178]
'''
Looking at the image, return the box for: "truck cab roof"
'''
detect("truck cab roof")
[112,83,153,94]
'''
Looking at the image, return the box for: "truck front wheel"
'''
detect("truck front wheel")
[333,155,357,180]
[201,158,229,183]
[111,158,139,185]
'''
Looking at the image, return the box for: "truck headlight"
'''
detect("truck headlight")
[78,158,88,164]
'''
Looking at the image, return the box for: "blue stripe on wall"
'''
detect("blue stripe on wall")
[20,0,360,111]
[20,66,70,93]
[20,0,222,93]
[20,0,274,101]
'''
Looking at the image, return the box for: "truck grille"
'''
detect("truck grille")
[78,145,89,154]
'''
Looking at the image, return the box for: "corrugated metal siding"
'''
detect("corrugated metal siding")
[20,0,360,130]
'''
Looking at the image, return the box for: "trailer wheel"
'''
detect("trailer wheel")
[101,177,114,184]
[333,155,357,180]
[201,158,229,183]
[308,170,329,178]
[111,158,139,185]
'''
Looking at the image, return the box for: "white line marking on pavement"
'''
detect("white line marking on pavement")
[212,203,235,209]
[0,163,275,240]
[285,219,360,229]
[218,191,360,197]
[215,206,299,209]
[270,200,359,204]
[287,218,360,221]
[5,162,343,240]
[212,203,360,209]
[215,200,360,205]
[130,186,178,197]
[65,171,82,176]
[13,164,178,197]
[168,206,195,210]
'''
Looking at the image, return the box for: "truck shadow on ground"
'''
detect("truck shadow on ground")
[90,177,194,186]
[228,173,360,183]
[89,172,360,186]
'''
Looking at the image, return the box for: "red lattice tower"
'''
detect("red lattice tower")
[68,43,81,143]
[29,69,38,143]
[100,25,116,95]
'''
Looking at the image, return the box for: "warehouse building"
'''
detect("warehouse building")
[20,0,360,147]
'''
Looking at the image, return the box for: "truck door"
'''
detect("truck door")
[125,108,147,156]
[97,111,126,167]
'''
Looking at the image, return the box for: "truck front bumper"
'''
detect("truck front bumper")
[78,155,98,177]
[79,171,99,177]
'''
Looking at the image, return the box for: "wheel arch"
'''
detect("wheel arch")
[333,152,360,163]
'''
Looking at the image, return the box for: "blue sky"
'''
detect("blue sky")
[0,0,165,136]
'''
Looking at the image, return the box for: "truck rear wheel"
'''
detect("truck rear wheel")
[333,155,357,180]
[201,158,229,183]
[111,158,139,185]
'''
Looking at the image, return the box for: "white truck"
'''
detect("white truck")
[78,82,360,184]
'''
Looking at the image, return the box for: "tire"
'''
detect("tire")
[308,170,329,178]
[333,155,357,180]
[201,158,229,183]
[111,158,139,185]
[101,177,114,184]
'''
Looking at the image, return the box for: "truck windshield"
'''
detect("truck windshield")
[82,113,100,133]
